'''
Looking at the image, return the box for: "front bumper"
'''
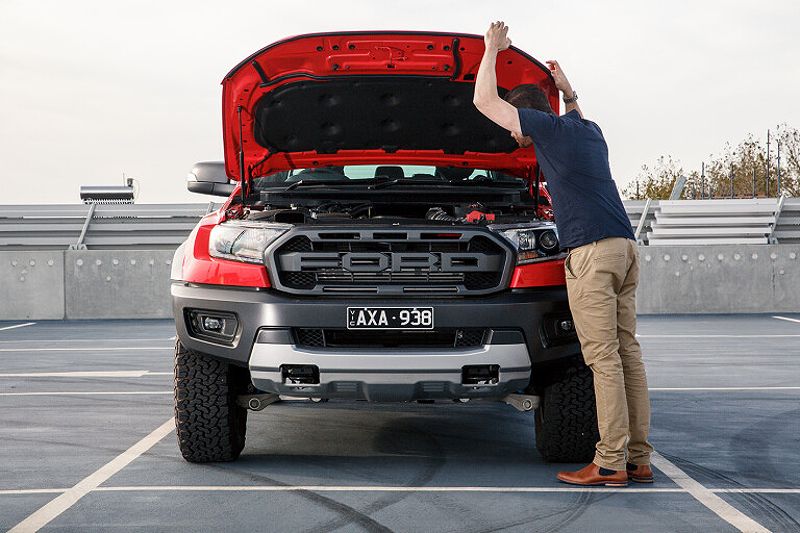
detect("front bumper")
[249,337,531,401]
[171,282,581,399]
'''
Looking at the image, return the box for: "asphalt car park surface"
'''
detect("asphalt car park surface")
[2,315,799,532]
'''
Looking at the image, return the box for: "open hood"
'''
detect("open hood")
[221,31,557,182]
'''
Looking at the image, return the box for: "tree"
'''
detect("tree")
[623,156,685,200]
[624,124,799,199]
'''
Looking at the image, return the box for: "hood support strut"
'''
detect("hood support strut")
[237,105,247,204]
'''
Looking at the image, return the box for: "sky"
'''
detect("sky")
[1,0,798,204]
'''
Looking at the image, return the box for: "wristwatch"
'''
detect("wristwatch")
[563,91,578,104]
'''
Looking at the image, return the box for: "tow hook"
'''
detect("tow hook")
[238,393,280,411]
[503,394,540,412]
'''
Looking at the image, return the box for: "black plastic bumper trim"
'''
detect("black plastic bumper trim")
[250,365,532,375]
[255,328,293,344]
[172,282,580,367]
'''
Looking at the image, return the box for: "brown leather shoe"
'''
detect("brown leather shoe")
[556,463,628,487]
[626,462,654,483]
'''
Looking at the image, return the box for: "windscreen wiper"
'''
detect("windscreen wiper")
[368,179,453,190]
[283,179,353,191]
[449,179,525,188]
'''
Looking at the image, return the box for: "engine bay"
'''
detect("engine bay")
[235,201,541,226]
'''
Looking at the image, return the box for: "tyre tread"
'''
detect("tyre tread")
[535,364,599,463]
[174,341,247,463]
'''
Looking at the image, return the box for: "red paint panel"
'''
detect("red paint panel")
[509,259,566,288]
[221,31,558,180]
[180,213,271,288]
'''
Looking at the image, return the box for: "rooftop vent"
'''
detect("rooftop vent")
[80,178,136,204]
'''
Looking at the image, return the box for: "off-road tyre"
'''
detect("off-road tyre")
[174,341,248,462]
[535,363,599,463]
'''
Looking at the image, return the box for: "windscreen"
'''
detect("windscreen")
[251,165,526,190]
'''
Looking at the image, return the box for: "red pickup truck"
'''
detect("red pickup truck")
[170,31,598,463]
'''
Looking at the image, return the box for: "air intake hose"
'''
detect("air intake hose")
[426,207,461,222]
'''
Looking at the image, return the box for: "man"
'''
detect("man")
[473,21,654,486]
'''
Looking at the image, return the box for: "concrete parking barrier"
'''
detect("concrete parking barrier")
[1,244,798,319]
[637,244,800,313]
[64,250,174,319]
[0,251,65,320]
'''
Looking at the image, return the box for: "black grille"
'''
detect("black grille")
[295,328,325,347]
[455,328,486,347]
[464,272,501,290]
[284,272,317,289]
[271,229,510,296]
[281,236,313,253]
[468,236,499,253]
[315,270,465,284]
[294,328,487,348]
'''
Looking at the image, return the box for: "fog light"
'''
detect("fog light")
[186,309,238,344]
[203,316,224,331]
[542,314,578,347]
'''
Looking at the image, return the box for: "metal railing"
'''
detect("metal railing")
[1,199,798,249]
[773,197,800,244]
[646,199,780,245]
[0,203,217,250]
[625,199,656,245]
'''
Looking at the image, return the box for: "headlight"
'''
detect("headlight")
[538,229,559,251]
[497,226,561,265]
[502,229,538,251]
[208,223,288,263]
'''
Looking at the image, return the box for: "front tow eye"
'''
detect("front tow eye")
[238,393,280,411]
[462,365,499,385]
[281,364,320,385]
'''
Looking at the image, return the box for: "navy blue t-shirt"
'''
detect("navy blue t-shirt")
[519,108,634,249]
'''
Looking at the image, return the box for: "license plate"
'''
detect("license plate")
[347,306,434,330]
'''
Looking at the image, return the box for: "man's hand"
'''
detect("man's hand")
[484,21,511,53]
[545,60,573,96]
[473,21,522,136]
[546,60,582,118]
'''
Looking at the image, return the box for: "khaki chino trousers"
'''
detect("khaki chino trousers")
[565,237,653,470]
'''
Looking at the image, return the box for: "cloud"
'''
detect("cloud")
[1,0,798,203]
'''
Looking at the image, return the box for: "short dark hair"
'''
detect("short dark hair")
[504,84,554,115]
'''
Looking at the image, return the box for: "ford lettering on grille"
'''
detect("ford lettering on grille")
[270,229,511,296]
[284,252,496,273]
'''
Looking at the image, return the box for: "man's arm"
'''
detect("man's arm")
[546,60,583,118]
[473,21,523,135]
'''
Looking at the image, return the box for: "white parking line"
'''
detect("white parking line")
[651,452,770,533]
[2,387,797,398]
[0,338,174,344]
[0,488,69,495]
[97,485,683,493]
[0,371,171,378]
[637,334,800,338]
[0,347,169,352]
[0,322,36,332]
[3,485,800,497]
[9,417,175,533]
[0,391,172,397]
[715,488,800,494]
[773,315,800,325]
[650,386,800,392]
[94,486,800,494]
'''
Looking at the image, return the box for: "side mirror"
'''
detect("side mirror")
[187,161,236,197]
